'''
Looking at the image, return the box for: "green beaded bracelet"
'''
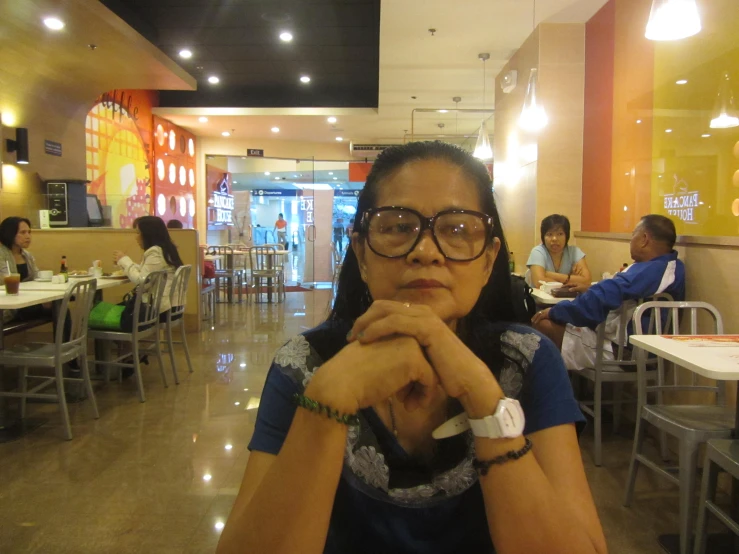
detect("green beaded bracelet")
[292,393,360,426]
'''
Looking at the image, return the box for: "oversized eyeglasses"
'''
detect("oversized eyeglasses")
[360,206,494,261]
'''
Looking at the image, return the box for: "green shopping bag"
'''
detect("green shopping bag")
[88,301,125,330]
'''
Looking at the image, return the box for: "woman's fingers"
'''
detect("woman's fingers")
[353,313,434,346]
[349,300,426,340]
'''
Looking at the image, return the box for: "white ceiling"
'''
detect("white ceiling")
[155,0,608,146]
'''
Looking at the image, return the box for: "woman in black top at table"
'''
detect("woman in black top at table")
[0,216,45,324]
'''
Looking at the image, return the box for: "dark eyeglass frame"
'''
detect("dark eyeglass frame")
[359,206,495,262]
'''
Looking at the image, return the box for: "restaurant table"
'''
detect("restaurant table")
[531,288,571,305]
[629,334,739,554]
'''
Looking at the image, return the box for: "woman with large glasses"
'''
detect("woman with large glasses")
[218,142,606,554]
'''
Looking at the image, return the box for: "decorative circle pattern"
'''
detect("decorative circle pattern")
[179,166,187,186]
[180,197,187,217]
[156,159,165,181]
[189,168,195,187]
[188,138,195,157]
[156,124,166,146]
[169,130,176,151]
[169,163,176,184]
[157,194,166,216]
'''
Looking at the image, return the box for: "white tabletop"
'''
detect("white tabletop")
[0,290,66,309]
[19,277,129,292]
[531,288,571,305]
[630,334,739,380]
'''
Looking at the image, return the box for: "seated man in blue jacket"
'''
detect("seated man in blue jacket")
[532,214,685,371]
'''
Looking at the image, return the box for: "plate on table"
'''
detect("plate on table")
[68,273,92,278]
[34,278,53,282]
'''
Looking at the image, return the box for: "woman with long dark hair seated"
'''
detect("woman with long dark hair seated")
[112,215,183,316]
[217,142,607,554]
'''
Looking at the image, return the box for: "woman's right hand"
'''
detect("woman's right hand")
[305,336,439,414]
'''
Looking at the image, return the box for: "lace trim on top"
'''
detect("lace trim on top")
[272,329,540,506]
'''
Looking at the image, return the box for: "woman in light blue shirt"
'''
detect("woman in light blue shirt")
[527,214,591,289]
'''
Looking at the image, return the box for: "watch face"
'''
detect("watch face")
[498,399,525,436]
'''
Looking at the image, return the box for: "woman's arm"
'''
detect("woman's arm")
[476,424,607,554]
[117,248,166,285]
[529,265,547,288]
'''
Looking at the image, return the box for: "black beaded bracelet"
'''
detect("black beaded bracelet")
[473,438,533,476]
[292,393,360,426]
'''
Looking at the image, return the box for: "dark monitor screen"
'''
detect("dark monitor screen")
[86,194,103,225]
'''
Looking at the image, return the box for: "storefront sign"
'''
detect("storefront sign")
[247,149,264,157]
[255,189,300,197]
[663,191,700,222]
[44,140,62,157]
[212,191,235,224]
[336,190,360,197]
[300,198,314,224]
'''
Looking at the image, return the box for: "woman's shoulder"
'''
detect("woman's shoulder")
[567,244,586,258]
[144,245,164,255]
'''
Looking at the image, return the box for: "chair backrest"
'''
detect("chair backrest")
[133,270,168,334]
[169,264,192,319]
[54,278,97,354]
[249,245,278,273]
[632,300,725,404]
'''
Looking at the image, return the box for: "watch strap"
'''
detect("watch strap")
[431,412,470,439]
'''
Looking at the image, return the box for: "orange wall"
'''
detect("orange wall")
[581,2,615,232]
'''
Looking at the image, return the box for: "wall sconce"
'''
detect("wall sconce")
[6,127,29,165]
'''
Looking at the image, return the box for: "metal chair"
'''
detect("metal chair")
[88,270,168,403]
[694,439,739,554]
[161,265,194,383]
[248,246,285,303]
[624,301,734,554]
[0,279,99,440]
[572,294,672,466]
[208,246,245,304]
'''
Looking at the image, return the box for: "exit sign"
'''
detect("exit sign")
[247,149,264,157]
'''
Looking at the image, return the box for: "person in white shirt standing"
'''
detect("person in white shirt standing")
[113,216,184,317]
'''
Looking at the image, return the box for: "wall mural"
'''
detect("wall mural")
[85,90,157,229]
[152,116,197,228]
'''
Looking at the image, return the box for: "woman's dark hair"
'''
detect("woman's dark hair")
[133,216,184,268]
[0,217,32,250]
[540,214,571,246]
[329,141,514,325]
[166,219,184,229]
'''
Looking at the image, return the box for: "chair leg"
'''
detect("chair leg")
[80,352,99,419]
[624,415,647,506]
[612,383,624,434]
[54,361,73,440]
[180,323,194,373]
[153,326,168,388]
[594,374,603,467]
[693,454,718,554]
[677,440,700,554]
[166,322,179,385]
[18,366,28,419]
[132,342,146,402]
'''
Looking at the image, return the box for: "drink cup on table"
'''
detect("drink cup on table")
[38,270,53,280]
[4,273,21,295]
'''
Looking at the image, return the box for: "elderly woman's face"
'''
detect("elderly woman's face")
[354,159,499,325]
[14,222,32,250]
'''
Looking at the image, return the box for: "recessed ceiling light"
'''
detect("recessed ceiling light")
[336,137,343,142]
[179,49,193,59]
[327,117,337,124]
[234,402,240,406]
[702,133,711,137]
[274,177,280,180]
[43,17,65,30]
[264,171,271,176]
[271,127,280,133]
[214,521,225,531]
[222,131,231,137]
[233,181,238,184]
[208,76,220,84]
[279,31,293,42]
[328,172,333,175]
[675,79,688,85]
[665,129,673,133]
[333,177,337,180]
[224,444,233,451]
[202,474,212,482]
[438,110,449,113]
[636,119,642,124]
[300,75,311,84]
[198,116,208,123]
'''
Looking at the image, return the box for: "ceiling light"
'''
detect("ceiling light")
[636,119,642,124]
[179,49,193,59]
[645,0,701,41]
[214,521,225,531]
[333,177,337,180]
[473,53,494,159]
[438,110,449,113]
[233,181,238,184]
[271,127,280,133]
[43,17,65,30]
[336,137,343,142]
[208,76,220,84]
[234,402,240,406]
[203,474,212,482]
[279,31,293,42]
[264,171,271,176]
[198,116,208,123]
[300,75,311,84]
[328,172,333,175]
[519,67,548,133]
[710,71,739,129]
[327,117,337,124]
[701,133,711,137]
[274,177,280,180]
[225,444,233,451]
[675,79,688,85]
[665,129,673,133]
[222,131,231,137]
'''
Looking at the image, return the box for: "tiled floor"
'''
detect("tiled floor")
[0,290,717,553]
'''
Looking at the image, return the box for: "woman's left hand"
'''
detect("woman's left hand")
[112,250,126,264]
[348,300,504,418]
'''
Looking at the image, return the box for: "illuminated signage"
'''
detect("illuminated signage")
[211,191,234,224]
[300,198,314,224]
[663,191,700,222]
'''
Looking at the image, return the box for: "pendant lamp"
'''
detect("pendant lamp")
[519,68,548,132]
[710,72,739,129]
[473,53,493,161]
[645,0,701,41]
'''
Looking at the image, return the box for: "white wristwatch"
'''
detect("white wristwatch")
[432,398,525,440]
